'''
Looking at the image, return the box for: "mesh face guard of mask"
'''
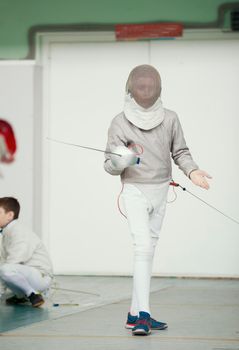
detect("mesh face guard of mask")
[125,65,162,109]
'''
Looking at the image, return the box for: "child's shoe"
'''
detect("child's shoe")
[28,292,44,307]
[132,311,151,336]
[126,312,168,330]
[6,295,28,305]
[125,312,138,329]
[150,317,168,330]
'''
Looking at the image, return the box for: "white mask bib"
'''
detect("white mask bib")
[123,94,165,130]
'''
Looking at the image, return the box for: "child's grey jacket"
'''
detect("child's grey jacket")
[104,109,198,184]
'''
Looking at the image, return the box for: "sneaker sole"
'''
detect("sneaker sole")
[127,324,168,330]
[153,325,168,330]
[132,329,151,336]
[32,300,45,308]
[125,324,134,329]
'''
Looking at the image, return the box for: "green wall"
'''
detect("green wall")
[0,0,236,59]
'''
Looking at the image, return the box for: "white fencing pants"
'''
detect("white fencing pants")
[0,263,52,298]
[121,182,169,315]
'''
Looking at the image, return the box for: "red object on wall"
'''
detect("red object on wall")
[115,23,183,40]
[0,119,17,162]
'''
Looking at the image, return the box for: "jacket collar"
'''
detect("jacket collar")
[2,219,17,234]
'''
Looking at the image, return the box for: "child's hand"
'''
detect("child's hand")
[189,169,212,190]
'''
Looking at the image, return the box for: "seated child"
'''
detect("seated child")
[0,197,53,307]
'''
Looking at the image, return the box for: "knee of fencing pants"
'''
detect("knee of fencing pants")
[149,204,167,238]
[151,236,159,249]
[134,242,155,258]
[0,264,17,280]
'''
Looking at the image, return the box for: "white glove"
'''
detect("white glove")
[110,145,139,170]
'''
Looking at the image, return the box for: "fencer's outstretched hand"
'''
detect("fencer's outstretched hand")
[189,169,212,190]
[110,145,138,170]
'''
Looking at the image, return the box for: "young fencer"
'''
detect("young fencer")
[104,65,211,335]
[0,197,53,307]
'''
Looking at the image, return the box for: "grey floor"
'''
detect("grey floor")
[0,276,239,350]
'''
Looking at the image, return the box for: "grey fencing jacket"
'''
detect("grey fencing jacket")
[104,109,198,184]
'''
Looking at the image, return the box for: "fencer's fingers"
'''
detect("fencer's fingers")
[200,179,210,190]
[193,175,209,189]
[201,171,212,179]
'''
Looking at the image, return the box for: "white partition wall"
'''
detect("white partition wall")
[0,62,35,228]
[151,40,239,277]
[37,33,239,276]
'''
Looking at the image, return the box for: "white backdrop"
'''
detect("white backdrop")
[0,63,34,227]
[38,36,239,276]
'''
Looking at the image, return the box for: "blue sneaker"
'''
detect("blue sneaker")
[125,312,168,330]
[132,311,151,336]
[125,312,138,329]
[150,317,168,330]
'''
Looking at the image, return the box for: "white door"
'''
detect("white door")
[39,35,239,276]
